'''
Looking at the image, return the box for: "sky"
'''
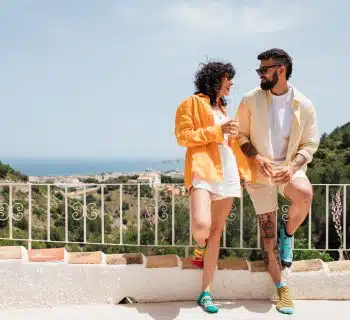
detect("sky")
[1,0,349,160]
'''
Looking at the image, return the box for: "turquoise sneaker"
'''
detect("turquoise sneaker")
[197,291,218,313]
[279,224,293,268]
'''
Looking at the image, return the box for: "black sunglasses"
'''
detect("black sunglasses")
[256,64,281,75]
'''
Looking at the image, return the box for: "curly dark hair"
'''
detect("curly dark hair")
[194,61,236,106]
[257,48,293,80]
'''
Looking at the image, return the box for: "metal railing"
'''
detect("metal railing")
[0,183,348,254]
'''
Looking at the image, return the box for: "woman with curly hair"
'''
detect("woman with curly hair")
[175,61,250,313]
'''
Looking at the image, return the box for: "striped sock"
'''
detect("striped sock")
[191,243,206,268]
[276,285,295,315]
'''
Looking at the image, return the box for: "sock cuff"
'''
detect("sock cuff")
[276,281,286,289]
[195,240,207,249]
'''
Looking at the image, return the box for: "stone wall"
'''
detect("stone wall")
[0,246,349,309]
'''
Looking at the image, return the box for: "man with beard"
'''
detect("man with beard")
[236,48,319,315]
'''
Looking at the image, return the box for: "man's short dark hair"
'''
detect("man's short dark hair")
[257,48,293,80]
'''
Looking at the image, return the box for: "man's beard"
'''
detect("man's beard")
[260,71,278,90]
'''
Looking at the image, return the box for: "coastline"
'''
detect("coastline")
[27,169,184,184]
[3,158,184,179]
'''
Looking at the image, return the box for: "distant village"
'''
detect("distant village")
[27,169,186,196]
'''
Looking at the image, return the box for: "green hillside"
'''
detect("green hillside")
[308,122,350,183]
[0,161,28,182]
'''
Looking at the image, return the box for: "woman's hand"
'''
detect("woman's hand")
[221,120,239,136]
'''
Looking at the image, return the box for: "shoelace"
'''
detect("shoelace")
[201,295,215,308]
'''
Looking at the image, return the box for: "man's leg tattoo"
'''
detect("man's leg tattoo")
[263,249,269,267]
[258,214,275,239]
[258,214,279,269]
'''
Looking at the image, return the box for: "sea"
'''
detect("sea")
[2,158,184,177]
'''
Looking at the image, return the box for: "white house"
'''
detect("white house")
[136,172,161,187]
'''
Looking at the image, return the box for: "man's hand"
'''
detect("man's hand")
[254,154,275,177]
[272,164,298,184]
[221,120,239,136]
[272,154,308,184]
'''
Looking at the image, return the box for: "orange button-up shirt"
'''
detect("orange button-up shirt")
[175,94,252,190]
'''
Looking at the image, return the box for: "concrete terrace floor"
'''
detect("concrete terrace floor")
[1,300,349,320]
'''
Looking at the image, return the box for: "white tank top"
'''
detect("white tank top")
[212,107,240,183]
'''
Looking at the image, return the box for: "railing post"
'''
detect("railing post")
[189,197,192,247]
[9,185,13,240]
[83,185,87,244]
[137,184,140,246]
[65,186,68,243]
[172,184,175,246]
[308,205,312,249]
[119,184,123,245]
[326,185,329,250]
[343,185,347,250]
[185,246,189,258]
[155,185,158,246]
[101,185,105,244]
[28,183,32,246]
[47,185,51,241]
[240,194,243,248]
[223,224,227,248]
[257,219,260,249]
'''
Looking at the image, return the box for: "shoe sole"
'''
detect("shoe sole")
[277,306,294,314]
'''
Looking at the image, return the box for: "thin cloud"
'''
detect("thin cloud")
[114,1,320,34]
[111,0,324,59]
[170,1,314,36]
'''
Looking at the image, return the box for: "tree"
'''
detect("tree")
[161,175,172,183]
[81,178,99,184]
[342,132,350,148]
[320,133,327,144]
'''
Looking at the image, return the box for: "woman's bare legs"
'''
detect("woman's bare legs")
[190,188,212,248]
[202,197,233,292]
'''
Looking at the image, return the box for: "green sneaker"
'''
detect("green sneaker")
[197,291,218,313]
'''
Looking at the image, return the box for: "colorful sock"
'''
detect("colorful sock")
[276,285,295,315]
[279,224,293,267]
[197,291,218,314]
[276,281,286,289]
[191,243,206,268]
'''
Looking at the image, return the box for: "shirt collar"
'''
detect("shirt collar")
[265,84,302,109]
[197,93,227,114]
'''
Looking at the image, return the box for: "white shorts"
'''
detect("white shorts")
[191,144,242,200]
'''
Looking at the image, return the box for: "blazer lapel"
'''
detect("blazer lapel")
[260,91,270,152]
[286,100,301,160]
